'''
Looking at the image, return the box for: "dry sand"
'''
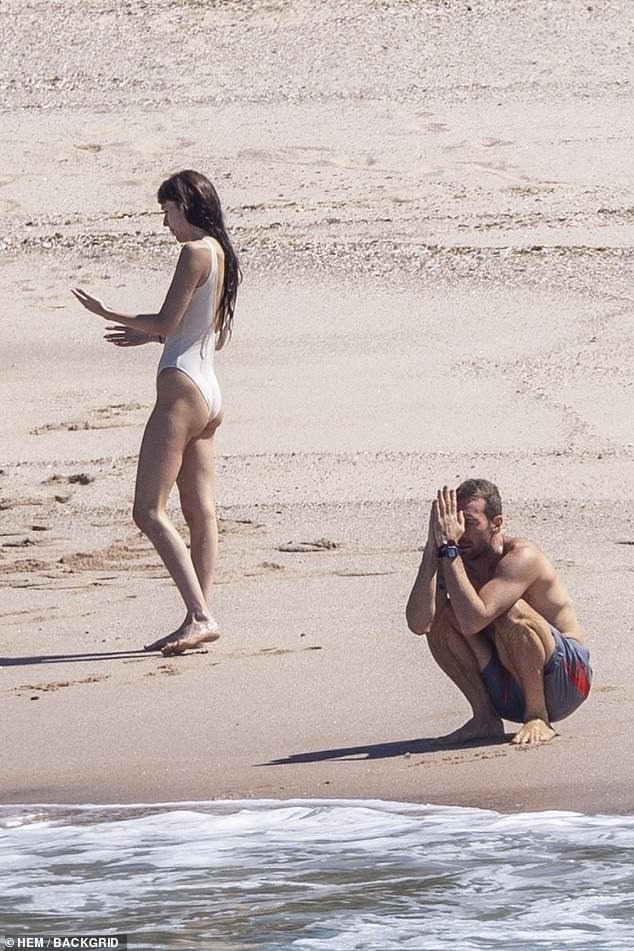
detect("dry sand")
[1,0,633,813]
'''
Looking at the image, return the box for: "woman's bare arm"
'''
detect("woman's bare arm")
[72,242,209,336]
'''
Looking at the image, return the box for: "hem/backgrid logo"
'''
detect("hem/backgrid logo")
[3,939,126,950]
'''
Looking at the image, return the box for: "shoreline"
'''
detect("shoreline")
[2,793,632,818]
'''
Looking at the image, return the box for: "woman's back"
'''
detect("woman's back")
[158,237,222,418]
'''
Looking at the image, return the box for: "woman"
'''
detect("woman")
[73,169,241,656]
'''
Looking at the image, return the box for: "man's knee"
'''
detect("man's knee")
[494,600,547,637]
[429,601,460,642]
[492,601,554,664]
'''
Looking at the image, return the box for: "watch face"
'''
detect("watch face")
[439,544,460,558]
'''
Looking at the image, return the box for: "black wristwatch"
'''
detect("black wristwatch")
[438,543,460,559]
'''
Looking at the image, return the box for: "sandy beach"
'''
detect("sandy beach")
[2,0,633,814]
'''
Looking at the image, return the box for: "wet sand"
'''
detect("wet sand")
[1,0,633,813]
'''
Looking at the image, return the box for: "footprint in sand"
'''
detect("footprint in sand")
[13,674,109,697]
[60,536,159,573]
[229,646,322,660]
[422,121,450,133]
[145,664,180,677]
[43,472,95,486]
[32,402,144,435]
[237,146,379,172]
[471,136,513,148]
[410,747,510,768]
[277,538,339,553]
[334,569,395,577]
[1,530,54,571]
[2,537,37,549]
[244,562,285,577]
[218,517,264,534]
[0,557,52,578]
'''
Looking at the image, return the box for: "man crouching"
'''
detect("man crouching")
[406,479,592,746]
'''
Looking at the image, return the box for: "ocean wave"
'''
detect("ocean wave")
[2,800,633,950]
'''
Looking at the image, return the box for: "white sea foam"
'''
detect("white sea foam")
[2,800,633,950]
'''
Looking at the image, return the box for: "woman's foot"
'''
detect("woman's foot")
[144,617,220,655]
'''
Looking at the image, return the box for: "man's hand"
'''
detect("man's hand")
[434,485,465,545]
[425,498,437,548]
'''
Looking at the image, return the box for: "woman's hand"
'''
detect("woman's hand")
[71,287,112,319]
[104,326,156,348]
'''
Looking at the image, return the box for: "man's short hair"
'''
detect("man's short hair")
[456,479,502,520]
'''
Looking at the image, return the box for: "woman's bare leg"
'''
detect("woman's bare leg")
[177,412,222,608]
[134,370,220,654]
[152,414,223,655]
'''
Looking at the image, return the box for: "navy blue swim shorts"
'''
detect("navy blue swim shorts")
[480,627,592,724]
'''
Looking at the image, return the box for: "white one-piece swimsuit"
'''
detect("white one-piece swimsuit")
[157,237,222,420]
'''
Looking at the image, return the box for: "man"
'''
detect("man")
[406,479,591,746]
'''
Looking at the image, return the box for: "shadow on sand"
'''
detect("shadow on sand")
[1,649,153,667]
[259,733,512,764]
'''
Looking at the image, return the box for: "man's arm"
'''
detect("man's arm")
[433,484,542,636]
[406,543,440,635]
[406,505,444,635]
[441,549,539,636]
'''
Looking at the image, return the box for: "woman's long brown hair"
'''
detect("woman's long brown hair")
[158,169,241,344]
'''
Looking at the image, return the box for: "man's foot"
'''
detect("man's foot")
[511,718,557,746]
[144,618,220,656]
[435,716,505,745]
